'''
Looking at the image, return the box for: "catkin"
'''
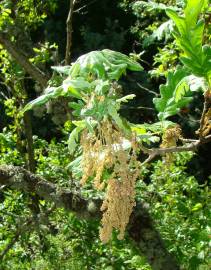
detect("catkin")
[161,125,181,165]
[80,119,140,242]
[202,108,211,137]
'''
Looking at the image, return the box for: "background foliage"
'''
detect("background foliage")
[0,0,210,269]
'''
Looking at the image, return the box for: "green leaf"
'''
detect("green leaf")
[76,50,108,78]
[178,20,206,76]
[68,49,143,81]
[130,121,176,143]
[130,124,146,135]
[69,63,81,77]
[166,9,186,36]
[166,1,210,77]
[67,155,83,178]
[143,20,174,46]
[0,133,7,143]
[133,132,160,144]
[94,80,110,95]
[62,77,91,98]
[26,50,143,113]
[102,49,143,73]
[130,124,160,143]
[174,75,206,102]
[131,121,176,134]
[84,117,97,133]
[133,1,178,12]
[153,68,192,120]
[192,203,203,212]
[184,0,205,28]
[68,126,84,154]
[24,78,87,114]
[52,65,71,75]
[72,120,86,128]
[68,100,84,117]
[107,103,131,135]
[23,87,63,112]
[116,94,136,103]
[202,45,211,79]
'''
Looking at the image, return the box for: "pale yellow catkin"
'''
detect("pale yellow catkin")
[160,125,181,165]
[80,120,140,242]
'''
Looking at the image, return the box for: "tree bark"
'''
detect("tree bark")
[65,0,75,65]
[0,33,49,88]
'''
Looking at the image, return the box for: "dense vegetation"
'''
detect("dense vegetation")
[0,0,210,269]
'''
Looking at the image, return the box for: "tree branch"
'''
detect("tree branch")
[0,165,179,269]
[0,33,49,88]
[74,0,98,13]
[141,134,211,165]
[65,0,76,65]
[137,82,159,96]
[0,165,100,219]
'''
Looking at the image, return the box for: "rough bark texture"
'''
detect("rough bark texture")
[0,165,101,219]
[0,165,180,269]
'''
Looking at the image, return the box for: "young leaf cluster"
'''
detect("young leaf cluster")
[24,49,143,153]
[154,0,210,120]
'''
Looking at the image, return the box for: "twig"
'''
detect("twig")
[17,83,39,217]
[180,138,198,143]
[122,105,155,111]
[141,134,211,165]
[141,153,156,166]
[74,0,98,13]
[65,0,76,65]
[137,83,159,96]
